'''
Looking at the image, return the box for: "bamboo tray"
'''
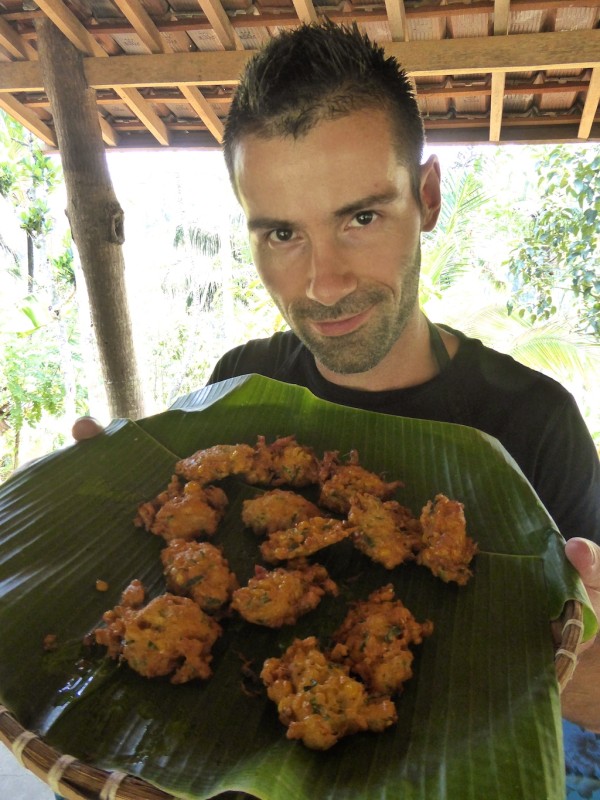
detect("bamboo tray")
[0,599,584,800]
[0,376,596,800]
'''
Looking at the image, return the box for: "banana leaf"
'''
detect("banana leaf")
[0,374,596,800]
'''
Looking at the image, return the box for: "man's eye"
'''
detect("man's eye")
[351,211,376,227]
[268,229,294,242]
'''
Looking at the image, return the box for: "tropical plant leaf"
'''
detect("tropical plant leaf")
[0,374,596,800]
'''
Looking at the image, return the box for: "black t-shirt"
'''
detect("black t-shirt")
[209,327,600,544]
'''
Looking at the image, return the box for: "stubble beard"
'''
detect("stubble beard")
[285,251,421,376]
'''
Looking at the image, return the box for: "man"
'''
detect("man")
[76,20,599,732]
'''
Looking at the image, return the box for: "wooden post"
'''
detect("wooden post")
[35,17,145,420]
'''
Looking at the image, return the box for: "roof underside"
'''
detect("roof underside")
[0,0,599,151]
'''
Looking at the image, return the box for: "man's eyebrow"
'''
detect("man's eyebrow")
[334,190,400,218]
[247,216,293,232]
[246,191,400,232]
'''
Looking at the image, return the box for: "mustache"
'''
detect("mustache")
[289,288,388,321]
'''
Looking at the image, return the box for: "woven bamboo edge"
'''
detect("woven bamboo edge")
[0,599,585,800]
[555,598,584,693]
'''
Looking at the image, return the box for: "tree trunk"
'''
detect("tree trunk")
[35,18,145,420]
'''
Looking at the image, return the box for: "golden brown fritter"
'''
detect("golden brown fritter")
[236,435,320,486]
[261,436,320,487]
[134,474,183,531]
[318,449,402,514]
[145,481,228,542]
[121,577,145,608]
[330,584,433,696]
[94,583,222,684]
[161,539,238,614]
[259,517,352,563]
[348,493,422,569]
[260,636,397,750]
[417,494,478,585]
[175,443,256,484]
[93,578,146,658]
[241,489,322,536]
[231,562,338,627]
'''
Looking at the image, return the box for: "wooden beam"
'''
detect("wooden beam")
[292,0,319,25]
[34,0,106,57]
[108,0,220,141]
[20,78,591,106]
[34,0,171,144]
[84,50,251,88]
[489,72,505,141]
[196,0,244,51]
[1,30,599,92]
[579,67,600,139]
[385,0,409,42]
[388,30,600,78]
[0,12,120,147]
[179,84,224,141]
[98,112,120,146]
[113,86,170,144]
[12,0,600,33]
[0,16,38,59]
[91,30,600,86]
[0,91,57,146]
[110,0,167,55]
[493,0,511,35]
[489,1,510,143]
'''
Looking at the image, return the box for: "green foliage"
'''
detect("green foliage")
[0,162,17,197]
[421,152,489,305]
[1,334,66,432]
[50,235,76,289]
[0,113,86,481]
[20,199,53,240]
[505,146,600,338]
[174,224,221,257]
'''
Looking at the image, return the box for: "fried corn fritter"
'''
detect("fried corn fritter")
[241,489,322,536]
[231,562,338,627]
[417,494,478,585]
[94,581,222,684]
[174,436,320,489]
[134,474,183,531]
[93,578,146,658]
[348,493,423,569]
[175,443,256,484]
[259,517,352,563]
[257,435,320,487]
[330,584,433,696]
[161,539,238,614]
[260,636,397,750]
[318,449,403,514]
[137,481,228,542]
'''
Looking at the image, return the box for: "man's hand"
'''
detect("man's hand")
[565,538,600,629]
[72,416,105,441]
[561,537,600,732]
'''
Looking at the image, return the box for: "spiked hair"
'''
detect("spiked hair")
[223,20,425,201]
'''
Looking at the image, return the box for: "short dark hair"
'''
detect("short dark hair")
[223,20,425,202]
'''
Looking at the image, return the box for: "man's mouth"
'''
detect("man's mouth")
[309,307,373,337]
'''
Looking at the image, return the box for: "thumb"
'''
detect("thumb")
[72,416,105,441]
[565,538,600,632]
[565,538,600,591]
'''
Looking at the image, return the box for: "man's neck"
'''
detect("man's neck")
[314,312,458,392]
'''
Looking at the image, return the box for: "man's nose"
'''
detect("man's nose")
[305,238,358,306]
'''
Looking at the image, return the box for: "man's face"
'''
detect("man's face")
[233,108,440,379]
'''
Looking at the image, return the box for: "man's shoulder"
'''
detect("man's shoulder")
[208,330,303,383]
[447,325,570,399]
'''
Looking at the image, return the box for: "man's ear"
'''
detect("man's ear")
[419,155,442,232]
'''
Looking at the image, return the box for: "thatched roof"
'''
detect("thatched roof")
[0,0,599,150]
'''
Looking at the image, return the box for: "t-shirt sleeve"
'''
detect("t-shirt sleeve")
[528,394,600,544]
